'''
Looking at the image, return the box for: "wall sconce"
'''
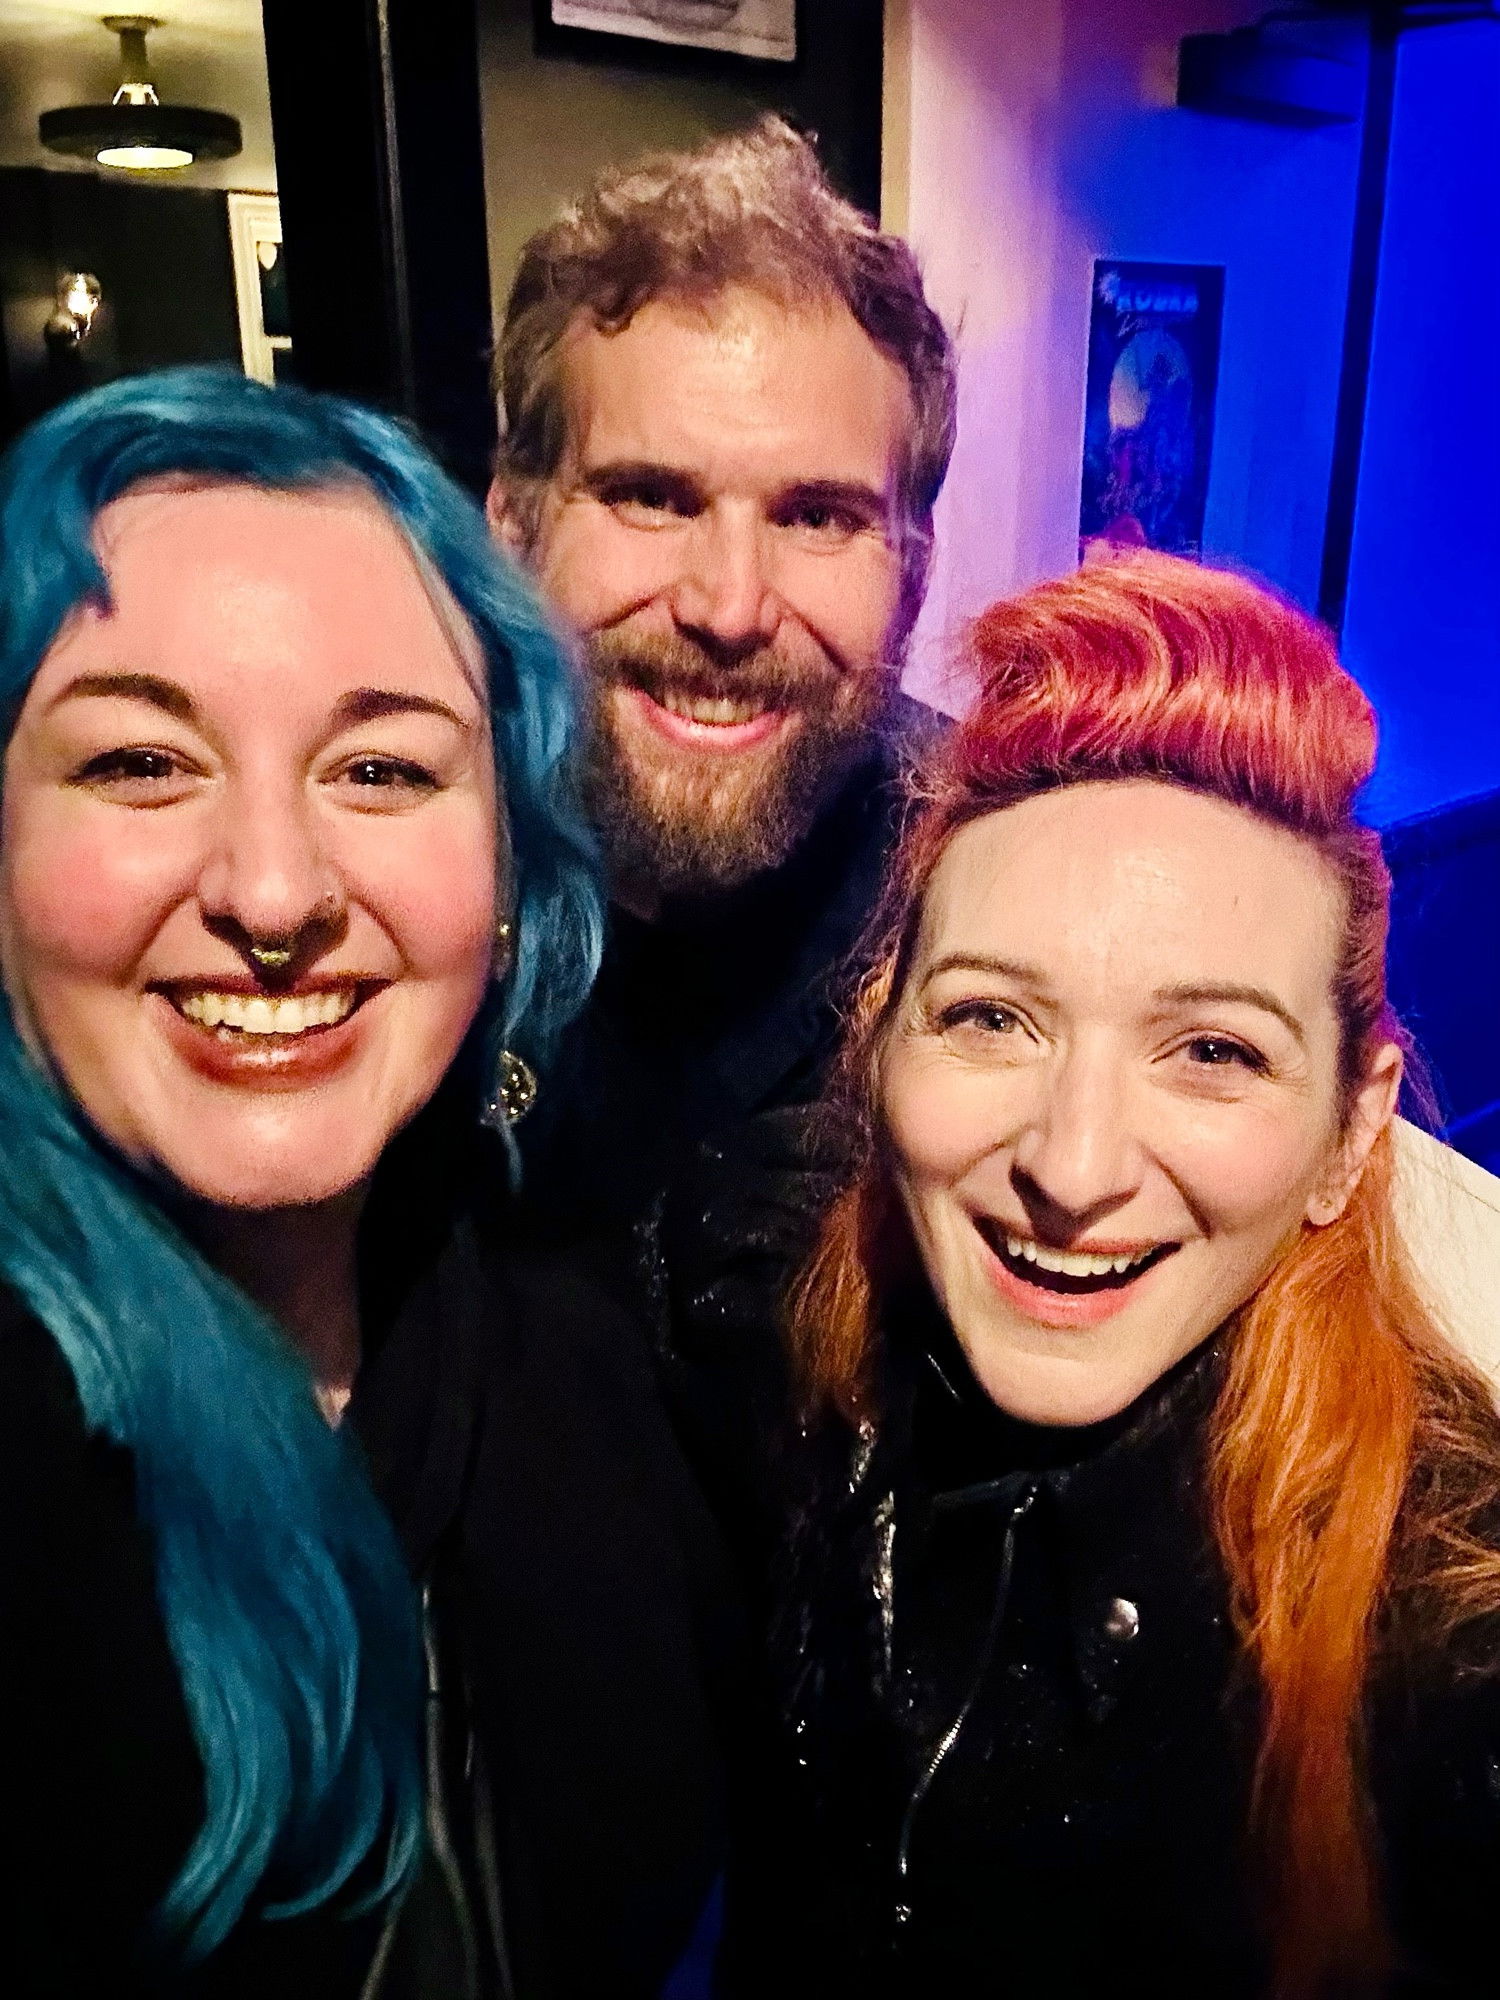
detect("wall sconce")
[45,272,103,348]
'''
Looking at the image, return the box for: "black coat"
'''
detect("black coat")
[723,1306,1500,1999]
[0,1133,743,1999]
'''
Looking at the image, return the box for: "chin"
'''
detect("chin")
[962,1339,1167,1431]
[150,1129,388,1214]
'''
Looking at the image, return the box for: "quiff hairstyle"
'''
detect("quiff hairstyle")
[492,116,957,641]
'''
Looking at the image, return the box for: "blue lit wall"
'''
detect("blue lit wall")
[1342,18,1500,828]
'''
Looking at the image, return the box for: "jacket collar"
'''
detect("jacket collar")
[880,1310,1230,1723]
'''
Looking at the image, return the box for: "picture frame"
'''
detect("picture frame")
[227,192,291,386]
[545,0,796,64]
[1079,259,1225,562]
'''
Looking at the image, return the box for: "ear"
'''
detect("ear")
[485,476,528,559]
[1306,1038,1403,1226]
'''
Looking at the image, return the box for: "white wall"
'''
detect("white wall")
[885,0,1363,708]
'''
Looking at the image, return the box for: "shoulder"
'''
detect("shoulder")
[1391,1119,1500,1400]
[0,1285,205,1981]
[1375,1646,1500,1988]
[888,689,951,770]
[0,1279,109,1491]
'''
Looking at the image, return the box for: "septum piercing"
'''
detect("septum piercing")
[248,944,295,971]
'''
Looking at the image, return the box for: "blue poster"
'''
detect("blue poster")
[1079,261,1224,561]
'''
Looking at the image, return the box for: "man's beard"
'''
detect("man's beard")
[580,629,899,902]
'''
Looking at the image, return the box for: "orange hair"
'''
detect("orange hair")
[793,554,1500,1998]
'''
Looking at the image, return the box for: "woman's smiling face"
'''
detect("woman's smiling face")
[880,780,1398,1427]
[0,483,500,1211]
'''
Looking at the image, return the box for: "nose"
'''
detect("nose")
[1009,1043,1145,1239]
[668,504,779,662]
[195,780,347,969]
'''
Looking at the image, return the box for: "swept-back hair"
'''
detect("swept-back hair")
[794,553,1500,1998]
[494,114,956,645]
[0,366,603,1959]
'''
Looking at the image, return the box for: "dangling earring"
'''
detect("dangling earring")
[483,1047,537,1129]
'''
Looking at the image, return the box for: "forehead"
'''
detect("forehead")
[917,781,1345,1009]
[555,285,914,491]
[36,483,483,705]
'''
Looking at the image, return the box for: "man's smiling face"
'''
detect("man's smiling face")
[493,285,913,903]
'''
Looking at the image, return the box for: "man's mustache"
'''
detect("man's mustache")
[585,632,843,711]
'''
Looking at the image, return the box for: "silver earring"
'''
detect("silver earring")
[483,1048,537,1128]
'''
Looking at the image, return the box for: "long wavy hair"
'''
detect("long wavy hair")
[0,368,604,1961]
[793,554,1500,1998]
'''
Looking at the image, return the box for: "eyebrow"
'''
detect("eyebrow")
[920,952,1046,989]
[1152,982,1307,1046]
[47,670,197,722]
[919,958,1307,1044]
[45,674,472,735]
[330,687,474,731]
[580,459,891,519]
[580,460,703,503]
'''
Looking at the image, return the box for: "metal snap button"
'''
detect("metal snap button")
[1103,1595,1140,1642]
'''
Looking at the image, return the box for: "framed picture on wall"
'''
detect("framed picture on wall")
[546,0,796,63]
[1079,260,1224,562]
[227,193,292,386]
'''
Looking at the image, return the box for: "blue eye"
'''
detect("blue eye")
[940,1001,1021,1035]
[1185,1037,1267,1072]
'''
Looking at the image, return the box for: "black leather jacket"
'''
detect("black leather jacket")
[718,1305,1500,1999]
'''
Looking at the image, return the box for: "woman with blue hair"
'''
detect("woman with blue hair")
[0,366,734,1995]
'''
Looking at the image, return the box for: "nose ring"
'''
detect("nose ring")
[248,944,295,971]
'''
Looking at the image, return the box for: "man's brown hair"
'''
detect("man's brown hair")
[492,115,956,637]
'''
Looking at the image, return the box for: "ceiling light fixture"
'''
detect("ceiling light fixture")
[39,16,242,173]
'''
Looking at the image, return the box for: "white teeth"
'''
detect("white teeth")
[661,691,769,726]
[1003,1233,1155,1279]
[176,990,356,1035]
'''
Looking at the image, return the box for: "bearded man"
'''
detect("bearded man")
[488,116,955,1239]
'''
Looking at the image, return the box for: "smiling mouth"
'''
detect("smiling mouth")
[160,984,375,1039]
[656,689,781,727]
[977,1221,1179,1295]
[626,685,790,751]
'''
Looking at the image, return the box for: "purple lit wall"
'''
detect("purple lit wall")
[885,0,1362,706]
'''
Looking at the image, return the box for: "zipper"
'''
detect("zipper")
[893,1476,1039,1934]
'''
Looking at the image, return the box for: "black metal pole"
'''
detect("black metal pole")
[259,0,496,492]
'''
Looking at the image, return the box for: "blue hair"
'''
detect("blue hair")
[0,368,604,1960]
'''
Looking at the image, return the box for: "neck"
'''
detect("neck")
[187,1186,367,1416]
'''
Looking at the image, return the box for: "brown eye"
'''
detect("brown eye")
[77,748,179,783]
[348,758,434,788]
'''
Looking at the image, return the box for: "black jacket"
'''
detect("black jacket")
[0,1135,742,1999]
[726,1306,1500,1999]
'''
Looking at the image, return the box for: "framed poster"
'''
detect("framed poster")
[547,0,796,63]
[1079,260,1224,561]
[227,192,292,386]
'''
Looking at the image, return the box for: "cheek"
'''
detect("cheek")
[881,1049,1012,1188]
[1169,1098,1333,1237]
[540,514,667,631]
[782,547,903,660]
[342,805,499,986]
[1,799,189,984]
